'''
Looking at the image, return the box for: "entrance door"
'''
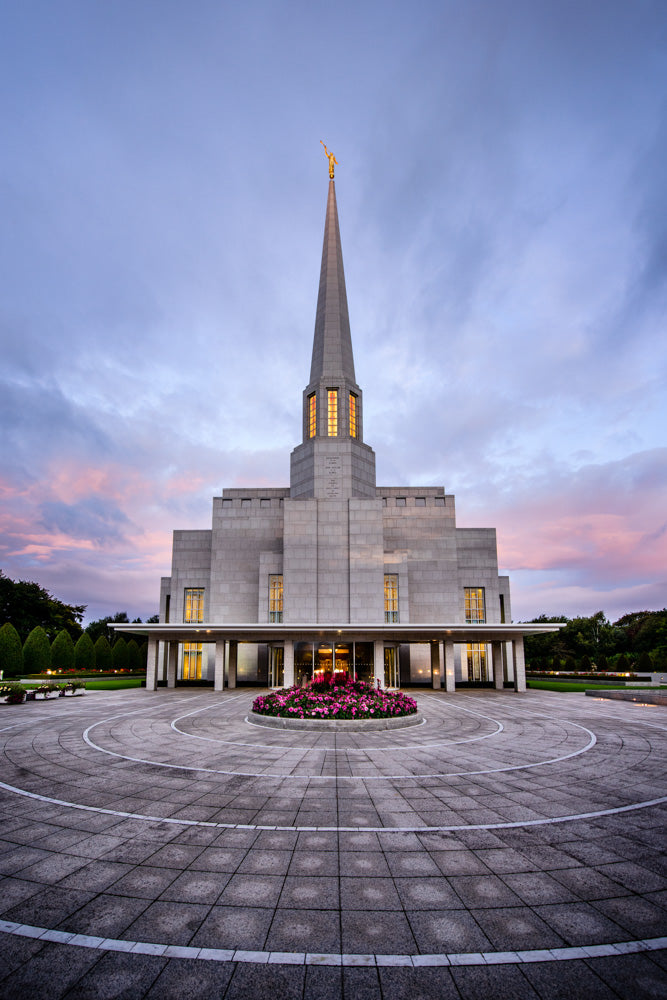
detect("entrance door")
[294,642,314,687]
[384,646,399,688]
[466,643,488,682]
[269,646,284,687]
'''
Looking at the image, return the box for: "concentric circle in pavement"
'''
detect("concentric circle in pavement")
[0,688,665,999]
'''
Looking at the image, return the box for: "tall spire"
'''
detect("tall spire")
[309,180,356,384]
[290,173,376,500]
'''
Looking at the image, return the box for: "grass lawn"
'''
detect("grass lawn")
[83,678,145,690]
[527,680,667,693]
[17,677,145,691]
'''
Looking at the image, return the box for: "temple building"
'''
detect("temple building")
[124,167,558,691]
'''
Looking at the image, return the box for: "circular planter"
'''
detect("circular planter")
[249,710,423,732]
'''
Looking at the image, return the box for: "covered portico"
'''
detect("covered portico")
[113,622,562,694]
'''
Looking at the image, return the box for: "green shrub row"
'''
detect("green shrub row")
[527,651,661,674]
[0,623,147,679]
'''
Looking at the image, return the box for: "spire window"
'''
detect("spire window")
[327,389,338,436]
[308,393,317,438]
[349,393,357,438]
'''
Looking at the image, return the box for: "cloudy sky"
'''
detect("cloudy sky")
[1,0,666,624]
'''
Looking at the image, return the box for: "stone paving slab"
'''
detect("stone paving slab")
[0,688,665,997]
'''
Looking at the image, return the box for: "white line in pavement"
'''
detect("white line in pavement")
[0,920,664,967]
[0,776,665,832]
[81,700,596,781]
[170,697,500,752]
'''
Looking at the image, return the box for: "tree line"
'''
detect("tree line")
[0,571,156,678]
[524,609,667,672]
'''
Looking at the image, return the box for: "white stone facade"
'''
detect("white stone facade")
[149,179,539,690]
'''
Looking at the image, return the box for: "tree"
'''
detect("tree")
[597,654,609,672]
[94,635,112,672]
[112,637,129,671]
[616,653,631,672]
[0,570,85,641]
[126,639,142,672]
[23,626,51,675]
[74,633,96,673]
[85,612,130,645]
[614,610,667,659]
[637,651,653,674]
[51,629,75,672]
[579,654,592,672]
[564,656,576,673]
[0,622,23,678]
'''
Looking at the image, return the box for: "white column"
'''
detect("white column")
[167,642,178,688]
[214,640,226,692]
[431,642,441,690]
[513,637,526,692]
[493,642,504,690]
[157,641,166,682]
[283,641,294,687]
[504,642,514,684]
[145,638,158,691]
[444,639,456,693]
[373,640,384,688]
[227,641,237,689]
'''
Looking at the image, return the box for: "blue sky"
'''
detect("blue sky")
[1,0,666,623]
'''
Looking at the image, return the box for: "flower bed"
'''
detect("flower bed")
[252,677,417,720]
[1,681,86,704]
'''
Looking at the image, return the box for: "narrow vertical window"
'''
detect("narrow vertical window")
[327,389,338,436]
[183,588,204,680]
[384,574,399,623]
[308,393,317,438]
[464,587,485,623]
[269,574,283,623]
[184,588,204,623]
[349,392,357,438]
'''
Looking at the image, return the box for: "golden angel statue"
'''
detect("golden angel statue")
[320,141,338,179]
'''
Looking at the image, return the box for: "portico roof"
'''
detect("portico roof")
[111,622,563,643]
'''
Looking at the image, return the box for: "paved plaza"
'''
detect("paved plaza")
[0,688,665,998]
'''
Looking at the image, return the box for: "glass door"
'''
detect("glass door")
[269,646,284,687]
[384,646,399,688]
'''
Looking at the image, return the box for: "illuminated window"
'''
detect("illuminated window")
[183,643,202,680]
[384,574,399,623]
[184,588,204,623]
[327,389,338,436]
[464,587,485,623]
[349,393,357,438]
[466,643,487,681]
[269,575,283,623]
[183,589,204,680]
[308,393,317,438]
